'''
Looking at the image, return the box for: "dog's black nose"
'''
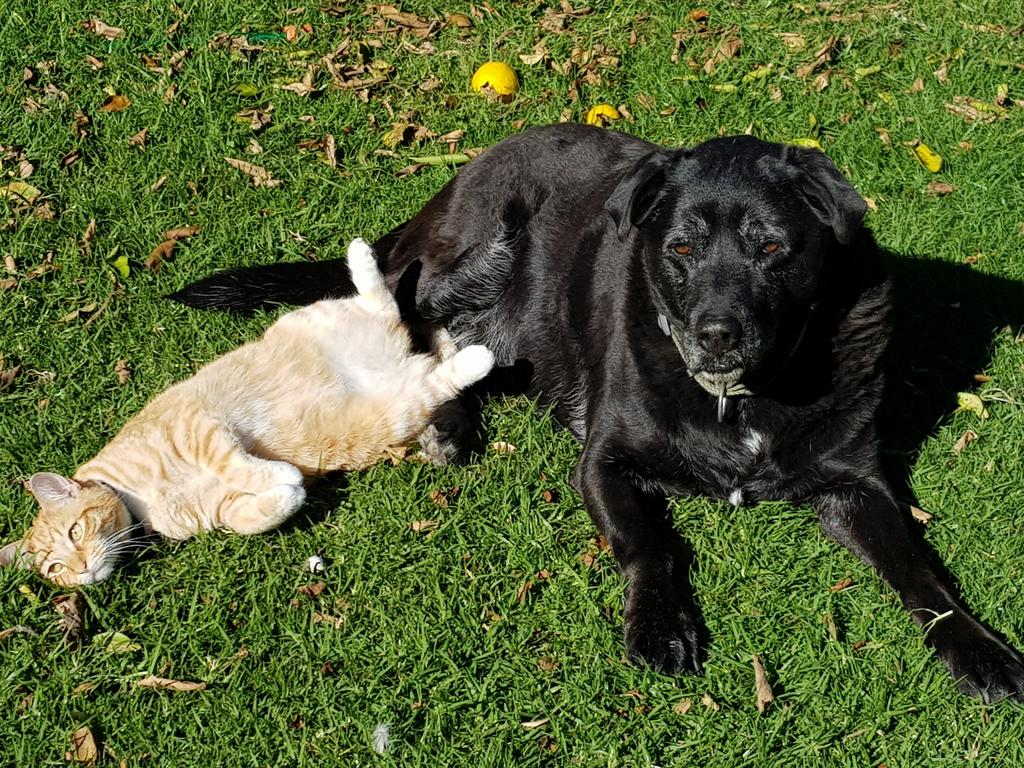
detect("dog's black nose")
[696,314,742,356]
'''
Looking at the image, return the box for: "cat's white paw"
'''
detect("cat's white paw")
[450,345,495,387]
[268,461,303,487]
[346,237,377,276]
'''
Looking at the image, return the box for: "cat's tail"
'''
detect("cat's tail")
[166,224,407,313]
[430,345,495,399]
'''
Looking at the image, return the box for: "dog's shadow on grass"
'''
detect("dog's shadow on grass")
[878,252,1024,501]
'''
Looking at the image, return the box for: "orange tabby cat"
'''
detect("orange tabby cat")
[0,238,494,586]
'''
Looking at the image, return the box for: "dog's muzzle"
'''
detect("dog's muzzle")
[658,314,753,421]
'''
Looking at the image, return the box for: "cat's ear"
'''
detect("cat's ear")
[0,540,33,569]
[28,473,81,507]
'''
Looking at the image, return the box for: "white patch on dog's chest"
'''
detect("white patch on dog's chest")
[742,429,765,454]
[728,488,744,506]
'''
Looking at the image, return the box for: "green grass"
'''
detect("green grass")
[3,0,1024,765]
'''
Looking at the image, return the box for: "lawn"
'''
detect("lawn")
[2,0,1024,765]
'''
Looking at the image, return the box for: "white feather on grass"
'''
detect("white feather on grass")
[372,722,390,755]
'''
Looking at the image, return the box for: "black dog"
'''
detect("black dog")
[173,124,1024,702]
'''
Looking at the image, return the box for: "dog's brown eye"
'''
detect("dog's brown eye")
[673,243,692,256]
[762,242,781,255]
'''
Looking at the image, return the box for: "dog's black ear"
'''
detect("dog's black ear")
[787,147,867,244]
[605,150,676,241]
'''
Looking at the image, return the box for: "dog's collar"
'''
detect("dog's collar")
[657,314,753,422]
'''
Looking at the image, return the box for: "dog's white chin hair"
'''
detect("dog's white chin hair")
[691,369,752,397]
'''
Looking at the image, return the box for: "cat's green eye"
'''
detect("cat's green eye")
[69,523,83,541]
[46,562,64,576]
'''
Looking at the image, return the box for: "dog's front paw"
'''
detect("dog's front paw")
[624,586,704,675]
[932,621,1024,703]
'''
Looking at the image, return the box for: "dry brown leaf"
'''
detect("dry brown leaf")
[934,60,948,83]
[780,32,806,50]
[3,255,15,273]
[0,362,21,392]
[99,94,131,113]
[235,105,273,133]
[61,150,82,169]
[163,225,199,240]
[952,429,978,456]
[701,693,720,711]
[18,159,34,179]
[224,157,282,188]
[447,12,472,28]
[137,675,207,692]
[85,18,125,40]
[0,625,37,641]
[796,35,837,79]
[246,137,264,155]
[829,577,853,592]
[114,359,132,386]
[944,96,1006,123]
[297,581,326,599]
[312,611,346,628]
[66,726,97,765]
[927,181,955,196]
[84,54,104,70]
[429,489,449,508]
[149,175,167,193]
[129,127,148,147]
[282,67,318,97]
[752,654,774,714]
[910,505,934,524]
[418,76,442,92]
[53,593,85,647]
[521,718,549,729]
[145,240,175,271]
[490,441,517,453]
[409,519,439,533]
[323,133,337,168]
[673,698,693,714]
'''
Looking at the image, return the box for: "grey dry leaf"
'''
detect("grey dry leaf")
[910,505,934,524]
[129,127,148,147]
[752,654,774,714]
[115,359,132,385]
[224,157,283,188]
[66,725,98,765]
[85,17,125,40]
[137,675,207,692]
[145,240,175,271]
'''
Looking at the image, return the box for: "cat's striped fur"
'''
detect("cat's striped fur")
[1,239,493,586]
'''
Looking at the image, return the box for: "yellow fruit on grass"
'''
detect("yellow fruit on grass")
[586,104,621,126]
[471,62,519,97]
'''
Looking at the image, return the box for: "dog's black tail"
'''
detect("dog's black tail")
[167,223,407,312]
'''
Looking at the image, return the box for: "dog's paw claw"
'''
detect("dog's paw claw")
[625,602,704,676]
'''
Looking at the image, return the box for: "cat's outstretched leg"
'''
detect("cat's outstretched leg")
[428,345,495,399]
[347,238,399,318]
[218,482,307,535]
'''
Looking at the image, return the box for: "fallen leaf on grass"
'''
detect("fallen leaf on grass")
[0,362,21,391]
[957,392,989,419]
[115,359,131,385]
[673,698,693,714]
[297,581,325,599]
[85,18,125,40]
[84,55,104,70]
[944,95,1008,123]
[282,67,319,97]
[137,675,206,692]
[490,441,517,453]
[952,429,978,455]
[927,181,955,196]
[225,157,282,188]
[910,505,934,524]
[93,630,140,653]
[146,240,175,271]
[312,611,345,628]
[409,519,438,533]
[752,654,774,714]
[701,693,720,711]
[53,593,85,647]
[0,181,42,204]
[796,35,837,79]
[829,577,853,592]
[163,225,199,240]
[234,105,273,133]
[910,141,942,172]
[129,127,148,147]
[0,625,38,641]
[521,718,549,729]
[66,726,97,765]
[99,94,131,112]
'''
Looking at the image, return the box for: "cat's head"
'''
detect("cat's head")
[0,473,132,586]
